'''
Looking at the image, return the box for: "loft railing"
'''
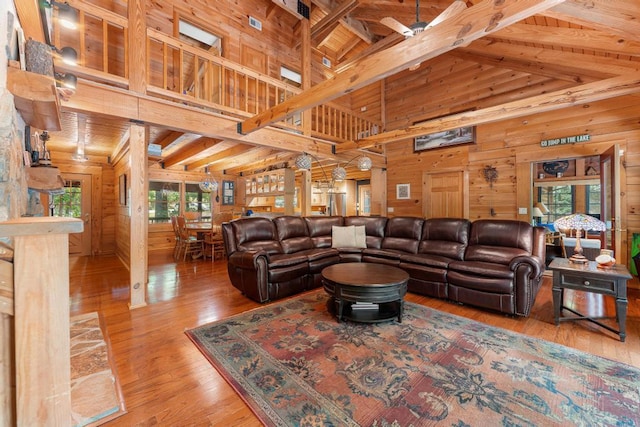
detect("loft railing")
[52,0,381,142]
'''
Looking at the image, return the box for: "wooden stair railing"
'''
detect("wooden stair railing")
[52,0,381,143]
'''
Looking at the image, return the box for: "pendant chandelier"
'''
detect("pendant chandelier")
[295,152,372,185]
[199,167,218,193]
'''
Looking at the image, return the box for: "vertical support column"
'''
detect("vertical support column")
[299,169,311,216]
[300,10,311,136]
[370,167,386,216]
[0,217,82,426]
[284,168,296,216]
[129,122,148,308]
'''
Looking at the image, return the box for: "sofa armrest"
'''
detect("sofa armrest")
[509,255,545,317]
[228,250,268,269]
[509,255,544,279]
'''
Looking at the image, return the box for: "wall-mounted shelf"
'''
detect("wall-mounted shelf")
[243,168,295,214]
[6,66,62,131]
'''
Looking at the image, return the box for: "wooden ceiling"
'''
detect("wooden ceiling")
[21,0,640,178]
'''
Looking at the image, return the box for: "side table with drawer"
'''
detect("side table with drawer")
[549,258,632,342]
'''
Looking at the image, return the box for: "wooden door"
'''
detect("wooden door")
[600,145,621,257]
[52,173,92,255]
[422,171,464,218]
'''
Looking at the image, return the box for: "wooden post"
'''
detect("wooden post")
[299,169,311,216]
[0,217,82,426]
[370,167,386,216]
[129,123,148,308]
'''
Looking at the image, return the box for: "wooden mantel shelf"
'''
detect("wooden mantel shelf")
[6,66,62,131]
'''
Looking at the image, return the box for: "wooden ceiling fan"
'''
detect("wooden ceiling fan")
[381,0,467,37]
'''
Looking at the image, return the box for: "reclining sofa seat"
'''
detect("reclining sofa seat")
[361,217,425,265]
[223,217,310,302]
[447,219,545,316]
[400,218,471,299]
[222,215,546,316]
[275,216,340,287]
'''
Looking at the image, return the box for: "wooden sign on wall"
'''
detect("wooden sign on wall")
[540,134,590,147]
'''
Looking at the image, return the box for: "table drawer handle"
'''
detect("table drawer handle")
[583,280,590,286]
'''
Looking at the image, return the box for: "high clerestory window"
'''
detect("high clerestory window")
[178,19,222,55]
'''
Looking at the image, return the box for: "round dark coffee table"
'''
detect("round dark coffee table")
[322,263,409,323]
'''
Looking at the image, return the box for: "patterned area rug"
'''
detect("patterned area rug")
[70,312,126,426]
[186,291,640,426]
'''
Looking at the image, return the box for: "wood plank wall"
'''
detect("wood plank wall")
[344,52,639,269]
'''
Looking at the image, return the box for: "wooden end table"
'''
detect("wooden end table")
[549,257,631,342]
[322,263,409,323]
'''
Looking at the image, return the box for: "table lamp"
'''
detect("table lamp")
[531,207,544,225]
[553,213,606,264]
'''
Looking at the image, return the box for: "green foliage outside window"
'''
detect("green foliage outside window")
[149,181,180,223]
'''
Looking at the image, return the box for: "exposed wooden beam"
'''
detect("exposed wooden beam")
[339,73,640,150]
[238,0,566,135]
[454,39,637,83]
[491,23,640,59]
[186,143,255,171]
[14,0,45,43]
[311,0,359,43]
[312,0,374,44]
[544,0,640,43]
[335,33,403,73]
[162,137,223,169]
[154,130,184,149]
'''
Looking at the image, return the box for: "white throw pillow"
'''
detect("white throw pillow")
[353,225,366,248]
[332,225,366,248]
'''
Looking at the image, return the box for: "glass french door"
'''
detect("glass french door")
[51,173,92,255]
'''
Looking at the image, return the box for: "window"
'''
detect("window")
[586,184,601,217]
[148,181,180,224]
[178,19,222,55]
[52,179,82,218]
[538,185,574,224]
[185,182,212,221]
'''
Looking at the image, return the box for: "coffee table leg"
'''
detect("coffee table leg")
[398,300,404,323]
[335,298,343,322]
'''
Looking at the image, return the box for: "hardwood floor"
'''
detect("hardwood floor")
[69,252,640,426]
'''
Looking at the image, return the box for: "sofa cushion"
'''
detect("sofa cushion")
[419,218,470,260]
[465,220,533,265]
[267,253,309,268]
[232,217,282,254]
[331,225,366,248]
[400,253,455,269]
[274,216,314,254]
[344,216,387,249]
[381,216,424,254]
[305,216,344,248]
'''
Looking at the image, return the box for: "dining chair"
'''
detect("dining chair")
[170,216,183,260]
[175,216,205,261]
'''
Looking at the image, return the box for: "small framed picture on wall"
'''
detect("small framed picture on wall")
[396,183,410,200]
[119,174,127,206]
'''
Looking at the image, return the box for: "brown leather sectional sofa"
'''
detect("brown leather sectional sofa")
[221,216,546,317]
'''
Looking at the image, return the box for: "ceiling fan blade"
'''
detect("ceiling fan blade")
[426,0,467,29]
[381,17,414,37]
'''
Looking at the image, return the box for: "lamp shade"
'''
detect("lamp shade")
[357,155,372,171]
[199,173,218,193]
[553,213,606,232]
[295,153,312,170]
[332,166,346,181]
